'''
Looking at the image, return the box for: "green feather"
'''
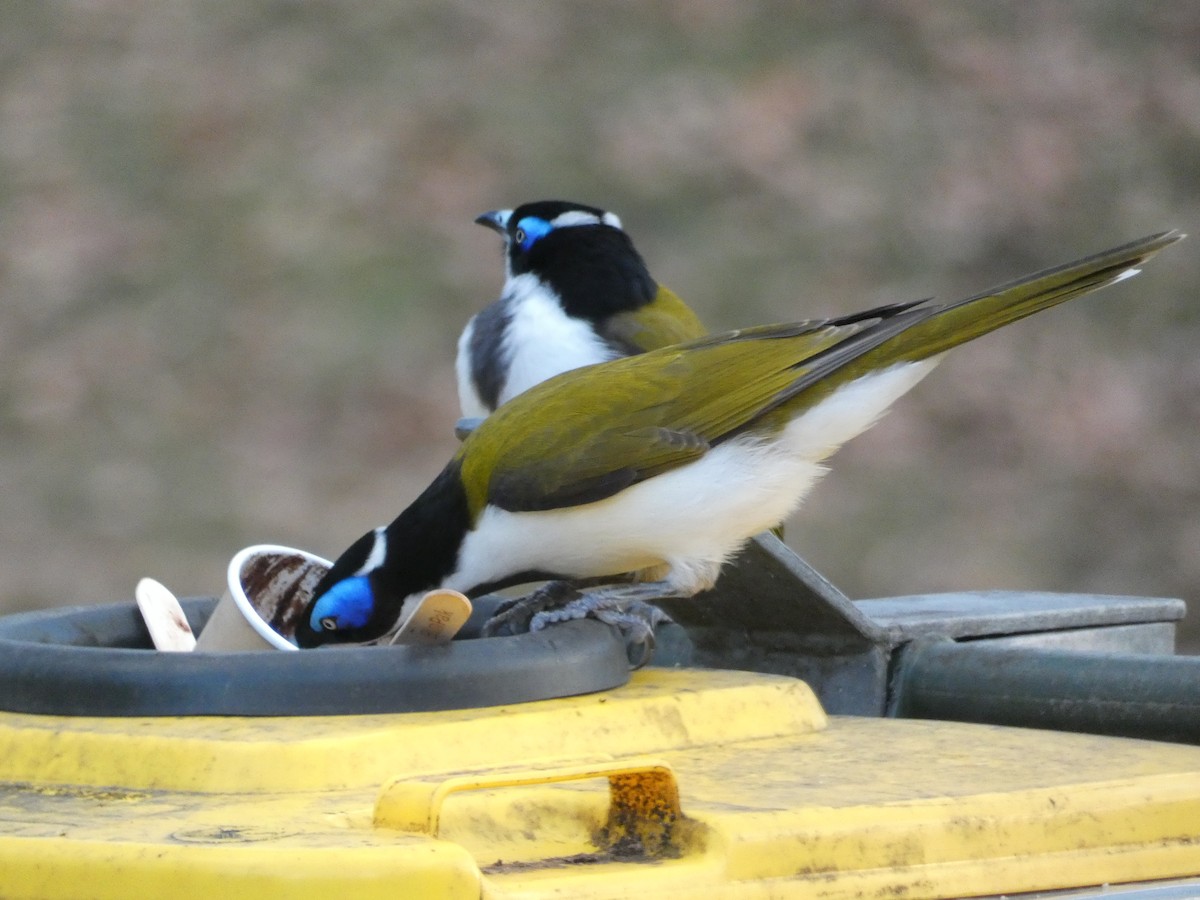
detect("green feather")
[457,316,883,515]
[457,230,1182,520]
[601,284,707,353]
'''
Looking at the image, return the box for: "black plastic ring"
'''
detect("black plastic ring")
[0,597,631,717]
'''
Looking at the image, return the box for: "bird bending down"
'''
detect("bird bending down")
[296,230,1182,653]
[457,199,705,427]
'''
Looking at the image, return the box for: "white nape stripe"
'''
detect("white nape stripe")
[355,527,388,576]
[450,360,940,594]
[497,273,620,406]
[549,210,621,230]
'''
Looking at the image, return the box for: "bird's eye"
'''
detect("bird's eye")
[319,616,339,631]
[512,216,552,252]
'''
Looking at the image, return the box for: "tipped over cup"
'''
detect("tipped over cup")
[194,545,330,651]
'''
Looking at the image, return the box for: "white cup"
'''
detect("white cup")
[193,545,331,652]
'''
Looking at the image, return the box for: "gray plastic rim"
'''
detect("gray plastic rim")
[0,597,631,717]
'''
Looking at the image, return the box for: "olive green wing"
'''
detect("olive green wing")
[459,230,1182,518]
[600,284,707,353]
[458,310,917,515]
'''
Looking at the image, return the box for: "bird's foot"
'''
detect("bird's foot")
[532,590,673,669]
[481,581,584,637]
[482,581,676,669]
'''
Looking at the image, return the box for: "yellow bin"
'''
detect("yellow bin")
[4,661,1200,898]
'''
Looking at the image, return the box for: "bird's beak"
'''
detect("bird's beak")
[474,209,511,235]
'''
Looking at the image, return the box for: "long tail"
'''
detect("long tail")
[749,230,1184,427]
[882,229,1184,365]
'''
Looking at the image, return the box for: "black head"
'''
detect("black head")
[294,465,474,648]
[293,528,398,648]
[475,200,657,320]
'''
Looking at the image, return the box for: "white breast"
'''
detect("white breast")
[496,274,620,406]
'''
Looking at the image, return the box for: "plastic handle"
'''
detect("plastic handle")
[373,758,683,854]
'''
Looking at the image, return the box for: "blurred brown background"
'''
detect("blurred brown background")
[1,2,1197,649]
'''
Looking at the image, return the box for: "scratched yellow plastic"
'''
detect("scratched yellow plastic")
[2,667,1200,899]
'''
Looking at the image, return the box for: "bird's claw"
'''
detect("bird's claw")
[586,601,664,669]
[480,582,582,637]
[483,585,670,670]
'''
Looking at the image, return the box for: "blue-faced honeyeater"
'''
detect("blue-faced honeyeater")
[295,228,1182,649]
[457,200,706,420]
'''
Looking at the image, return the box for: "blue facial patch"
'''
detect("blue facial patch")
[310,575,375,633]
[513,216,553,252]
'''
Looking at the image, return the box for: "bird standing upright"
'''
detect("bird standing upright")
[297,229,1183,651]
[457,200,706,420]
